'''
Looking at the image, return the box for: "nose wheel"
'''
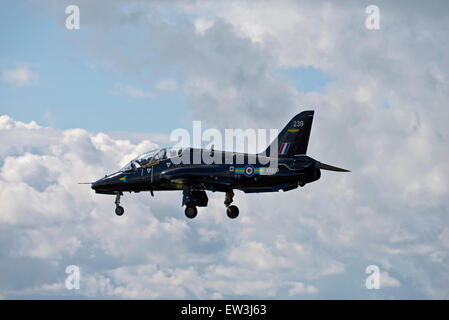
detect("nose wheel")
[114,192,124,216]
[115,206,124,216]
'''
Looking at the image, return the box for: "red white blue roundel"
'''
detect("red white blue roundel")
[244,165,255,177]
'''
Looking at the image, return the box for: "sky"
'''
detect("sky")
[0,0,449,299]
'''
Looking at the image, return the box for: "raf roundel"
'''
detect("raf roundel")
[244,165,255,177]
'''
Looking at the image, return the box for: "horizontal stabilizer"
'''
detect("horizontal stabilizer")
[320,162,350,172]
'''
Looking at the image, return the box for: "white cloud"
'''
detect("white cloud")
[0,115,40,130]
[1,65,36,87]
[2,0,449,299]
[288,281,318,296]
[16,228,82,260]
[380,272,401,288]
[0,116,344,298]
[194,18,214,35]
[228,241,278,271]
[0,108,446,299]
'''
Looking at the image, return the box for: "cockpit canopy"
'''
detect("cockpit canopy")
[120,147,181,172]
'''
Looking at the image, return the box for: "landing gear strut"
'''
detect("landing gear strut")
[115,192,124,216]
[224,190,234,207]
[224,190,239,219]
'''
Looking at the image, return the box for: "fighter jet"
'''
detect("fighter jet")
[90,110,349,219]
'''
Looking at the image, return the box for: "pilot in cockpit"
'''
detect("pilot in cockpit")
[159,148,167,160]
[136,158,149,166]
[120,148,170,172]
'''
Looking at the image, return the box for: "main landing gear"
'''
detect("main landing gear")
[182,186,207,219]
[115,192,124,216]
[224,190,239,219]
[182,187,239,219]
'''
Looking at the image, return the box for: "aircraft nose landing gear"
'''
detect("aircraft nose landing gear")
[225,190,239,219]
[115,192,124,216]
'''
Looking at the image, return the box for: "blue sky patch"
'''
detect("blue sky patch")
[0,1,187,134]
[276,66,333,93]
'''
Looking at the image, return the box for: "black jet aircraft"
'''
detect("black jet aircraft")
[90,110,349,219]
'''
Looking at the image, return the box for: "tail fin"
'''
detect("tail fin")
[262,110,314,158]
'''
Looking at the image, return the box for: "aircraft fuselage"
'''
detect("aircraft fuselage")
[91,150,321,195]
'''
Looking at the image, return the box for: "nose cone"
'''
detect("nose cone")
[91,173,122,194]
[91,179,101,191]
[91,177,107,191]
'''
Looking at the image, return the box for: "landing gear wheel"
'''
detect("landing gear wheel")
[185,205,198,219]
[226,205,239,219]
[115,206,124,216]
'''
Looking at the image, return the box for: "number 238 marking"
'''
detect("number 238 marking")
[293,120,304,127]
